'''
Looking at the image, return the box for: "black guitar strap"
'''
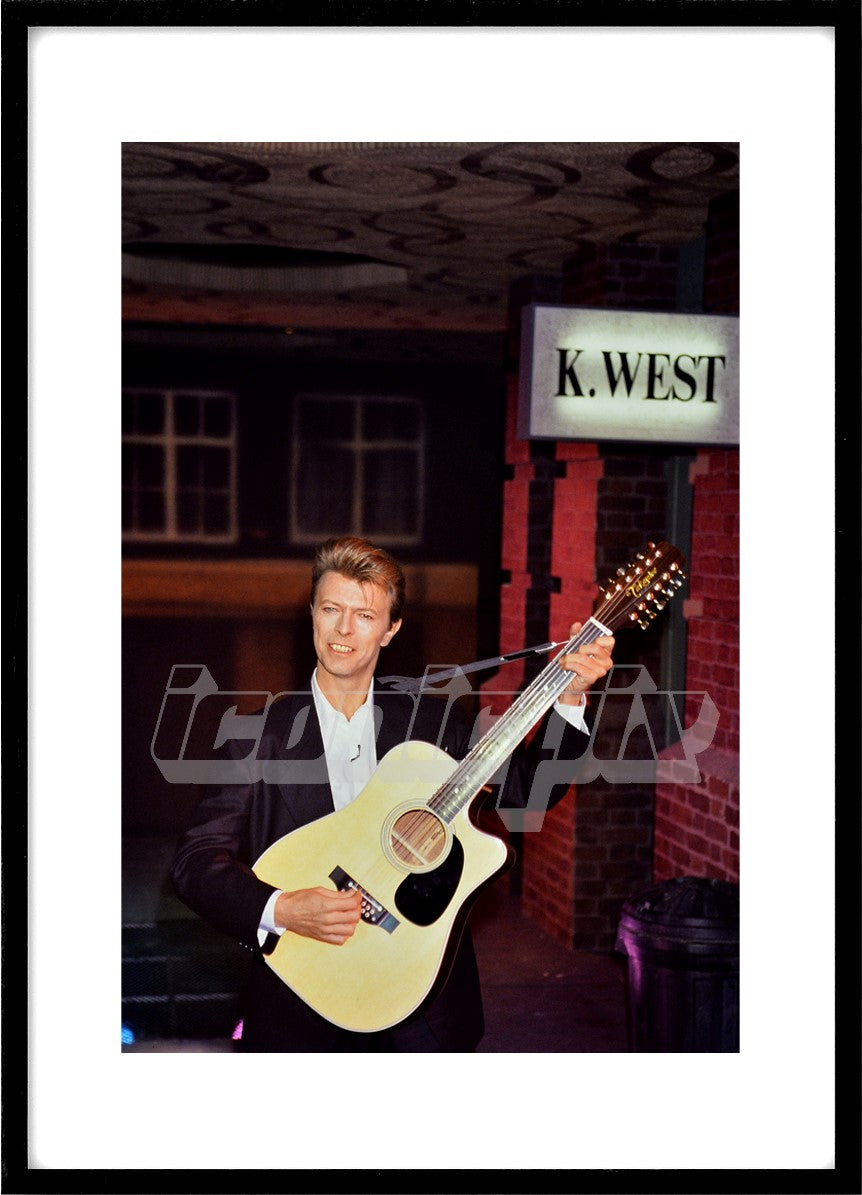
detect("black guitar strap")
[378,640,563,693]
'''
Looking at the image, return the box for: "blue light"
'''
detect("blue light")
[121,1024,136,1045]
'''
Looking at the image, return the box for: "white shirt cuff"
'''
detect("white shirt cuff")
[257,888,286,947]
[553,696,589,734]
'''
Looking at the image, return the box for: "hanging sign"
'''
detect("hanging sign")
[518,304,739,446]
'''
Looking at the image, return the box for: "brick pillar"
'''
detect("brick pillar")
[653,450,739,880]
[654,189,740,882]
[482,276,603,946]
[519,439,604,942]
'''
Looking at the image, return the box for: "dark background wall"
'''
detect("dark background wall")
[122,336,509,843]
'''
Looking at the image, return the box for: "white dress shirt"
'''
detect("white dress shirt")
[310,670,378,810]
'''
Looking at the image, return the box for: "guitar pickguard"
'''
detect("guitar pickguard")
[393,834,465,926]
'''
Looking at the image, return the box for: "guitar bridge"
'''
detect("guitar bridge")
[329,867,400,934]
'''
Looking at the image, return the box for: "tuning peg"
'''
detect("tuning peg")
[637,619,650,630]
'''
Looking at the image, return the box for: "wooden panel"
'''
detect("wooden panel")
[122,559,479,618]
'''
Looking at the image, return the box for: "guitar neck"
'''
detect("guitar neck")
[428,616,611,822]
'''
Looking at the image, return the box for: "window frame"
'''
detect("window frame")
[289,392,426,548]
[122,386,239,545]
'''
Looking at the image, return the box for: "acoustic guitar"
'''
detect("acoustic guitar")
[253,540,686,1032]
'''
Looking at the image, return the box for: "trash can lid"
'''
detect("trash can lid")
[620,876,739,939]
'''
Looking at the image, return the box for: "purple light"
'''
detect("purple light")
[231,1019,244,1040]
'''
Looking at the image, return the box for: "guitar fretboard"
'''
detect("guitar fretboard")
[427,616,611,822]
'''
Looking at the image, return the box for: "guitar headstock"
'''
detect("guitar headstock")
[593,541,686,632]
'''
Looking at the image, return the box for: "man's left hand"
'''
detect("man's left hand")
[557,622,615,706]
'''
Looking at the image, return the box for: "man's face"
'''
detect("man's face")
[311,570,401,689]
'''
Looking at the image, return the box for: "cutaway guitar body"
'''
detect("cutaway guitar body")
[254,740,512,1033]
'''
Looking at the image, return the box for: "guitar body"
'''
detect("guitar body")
[253,739,513,1033]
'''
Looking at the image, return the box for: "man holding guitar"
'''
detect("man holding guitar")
[172,536,616,1051]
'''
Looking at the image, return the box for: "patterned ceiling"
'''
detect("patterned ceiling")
[121,141,739,332]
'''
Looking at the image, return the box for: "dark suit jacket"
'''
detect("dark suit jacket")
[171,680,592,1052]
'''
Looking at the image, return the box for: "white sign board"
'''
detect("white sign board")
[518,304,739,446]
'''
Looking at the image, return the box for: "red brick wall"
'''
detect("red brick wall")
[684,452,740,761]
[484,349,604,946]
[520,794,577,943]
[653,449,740,881]
[654,189,740,882]
[520,441,603,944]
[490,188,740,944]
[549,442,604,638]
[562,242,679,311]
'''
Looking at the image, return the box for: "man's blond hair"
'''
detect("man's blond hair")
[310,537,405,625]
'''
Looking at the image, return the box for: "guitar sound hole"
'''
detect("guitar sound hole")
[388,808,448,869]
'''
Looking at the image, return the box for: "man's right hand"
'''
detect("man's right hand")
[274,886,362,944]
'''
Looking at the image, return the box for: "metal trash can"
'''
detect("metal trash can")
[616,876,739,1052]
